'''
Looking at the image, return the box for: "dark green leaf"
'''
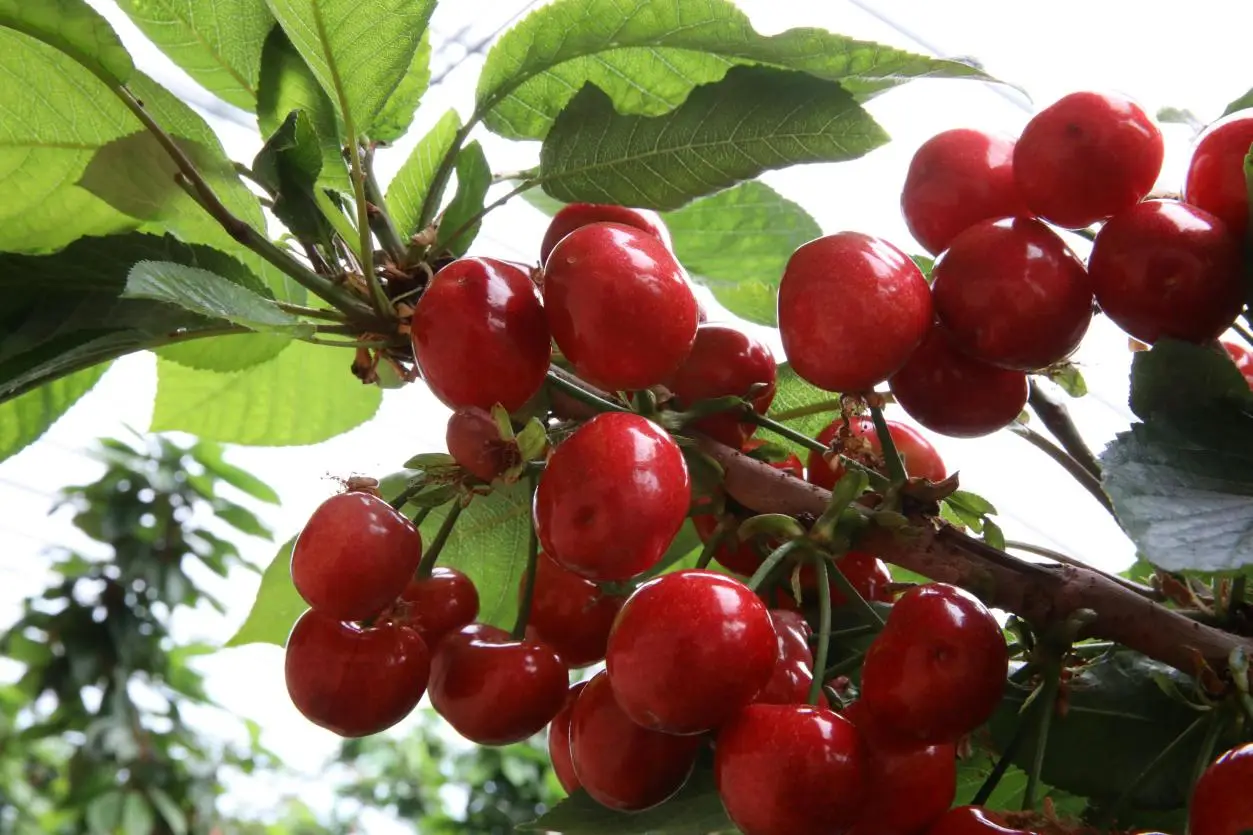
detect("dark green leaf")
[520,759,730,834]
[252,110,330,240]
[225,539,303,646]
[402,452,457,470]
[988,651,1243,810]
[372,28,432,143]
[1223,88,1253,117]
[0,0,133,83]
[1130,339,1253,423]
[264,0,435,137]
[946,489,998,517]
[0,365,108,464]
[477,0,989,141]
[538,67,888,211]
[663,181,820,326]
[1101,421,1253,573]
[387,108,462,239]
[257,27,350,191]
[982,518,1005,551]
[763,362,840,457]
[112,0,273,111]
[436,141,492,258]
[191,441,281,503]
[124,261,312,335]
[151,342,382,445]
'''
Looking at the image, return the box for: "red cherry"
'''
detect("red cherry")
[842,700,957,835]
[534,412,690,582]
[741,438,804,478]
[932,217,1093,371]
[605,570,777,734]
[548,681,586,795]
[291,491,422,623]
[428,623,568,745]
[924,806,1036,835]
[445,407,519,483]
[715,704,866,835]
[522,552,623,667]
[284,608,429,737]
[544,222,699,390]
[889,324,1029,438]
[691,512,770,576]
[807,416,947,490]
[665,324,778,448]
[1184,109,1253,238]
[778,232,933,393]
[1088,199,1244,345]
[1221,339,1253,389]
[1190,743,1253,835]
[775,552,894,610]
[411,257,551,412]
[569,671,704,812]
[860,583,1008,745]
[1013,91,1163,229]
[539,202,671,265]
[901,129,1030,255]
[391,567,479,648]
[755,609,825,707]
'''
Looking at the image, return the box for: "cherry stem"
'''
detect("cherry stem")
[820,648,865,682]
[694,519,735,570]
[868,402,908,486]
[768,399,843,422]
[1007,423,1115,517]
[826,554,887,628]
[823,623,878,642]
[410,506,433,528]
[1100,712,1207,827]
[440,179,537,255]
[971,716,1030,805]
[1232,319,1253,349]
[415,501,464,578]
[512,477,541,640]
[274,301,351,322]
[388,479,428,511]
[545,367,629,414]
[363,145,407,262]
[1022,661,1062,811]
[809,554,833,706]
[1228,575,1247,625]
[743,412,891,493]
[1027,379,1103,480]
[746,539,808,593]
[1187,709,1227,807]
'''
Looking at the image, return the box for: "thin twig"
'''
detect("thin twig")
[1007,423,1115,517]
[363,144,407,262]
[274,301,350,322]
[1028,379,1103,479]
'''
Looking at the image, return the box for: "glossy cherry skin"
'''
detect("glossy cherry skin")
[540,202,671,265]
[534,412,690,582]
[411,257,551,412]
[932,216,1093,371]
[522,551,623,667]
[446,407,518,483]
[889,324,1029,438]
[1222,339,1253,389]
[390,567,479,648]
[1184,109,1253,238]
[860,583,1008,746]
[774,552,894,610]
[284,609,430,737]
[1088,199,1244,345]
[901,129,1030,255]
[755,609,824,706]
[691,512,769,576]
[428,623,569,745]
[924,806,1035,835]
[548,681,586,794]
[665,324,778,447]
[544,222,699,391]
[1013,91,1163,229]
[291,491,423,623]
[569,671,704,812]
[779,232,933,393]
[605,570,778,734]
[842,700,957,835]
[715,704,866,835]
[1190,743,1253,835]
[807,416,947,490]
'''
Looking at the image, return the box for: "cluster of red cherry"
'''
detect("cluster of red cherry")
[277,88,1253,835]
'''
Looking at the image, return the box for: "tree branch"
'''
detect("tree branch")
[1028,379,1103,479]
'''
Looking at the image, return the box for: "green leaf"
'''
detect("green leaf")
[0,365,108,464]
[146,788,188,835]
[436,141,492,258]
[538,67,888,211]
[521,759,729,834]
[157,334,292,372]
[386,108,462,239]
[120,791,155,835]
[1043,363,1088,398]
[763,362,840,457]
[1223,88,1253,117]
[372,28,432,144]
[663,181,820,326]
[252,110,330,240]
[225,538,303,646]
[124,261,313,335]
[152,341,382,445]
[988,651,1245,810]
[112,0,274,111]
[0,232,263,403]
[257,27,350,191]
[1101,421,1253,574]
[0,0,133,83]
[190,440,281,504]
[1155,106,1201,127]
[954,749,1085,815]
[264,0,435,137]
[215,500,273,539]
[1130,339,1253,424]
[476,0,989,141]
[86,790,125,835]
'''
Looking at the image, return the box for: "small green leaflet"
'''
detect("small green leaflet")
[124,261,313,336]
[436,141,492,258]
[225,539,302,647]
[386,109,462,239]
[252,110,329,240]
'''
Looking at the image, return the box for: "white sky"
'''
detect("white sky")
[3,0,1252,830]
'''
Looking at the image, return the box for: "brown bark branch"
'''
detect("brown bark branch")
[1028,379,1104,479]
